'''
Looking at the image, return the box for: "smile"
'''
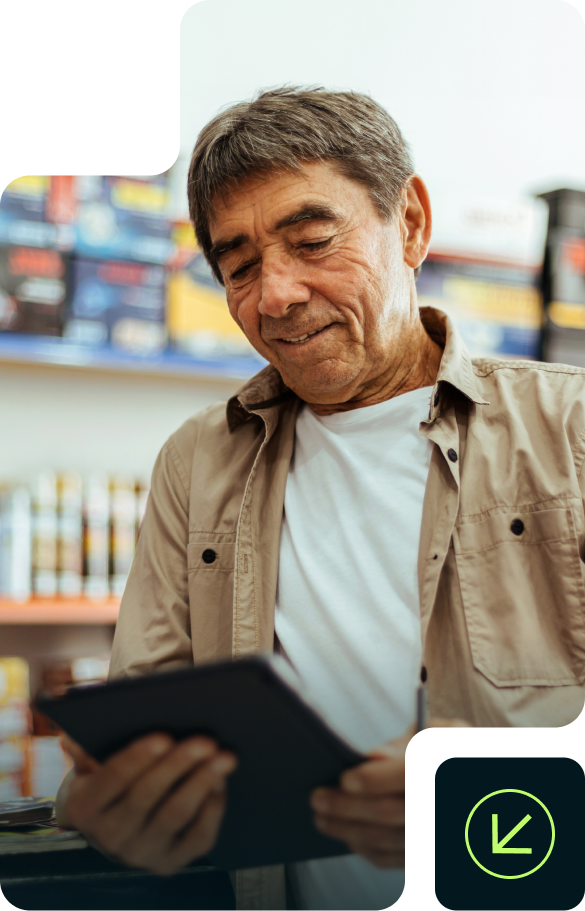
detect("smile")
[280,328,324,344]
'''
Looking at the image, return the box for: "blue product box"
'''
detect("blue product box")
[72,176,174,265]
[65,258,167,355]
[417,254,543,359]
[0,176,75,251]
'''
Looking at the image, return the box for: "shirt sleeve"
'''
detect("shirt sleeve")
[108,436,193,679]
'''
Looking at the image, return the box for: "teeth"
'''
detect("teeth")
[282,329,320,344]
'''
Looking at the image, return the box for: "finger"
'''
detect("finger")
[110,757,236,867]
[67,733,179,826]
[311,789,404,826]
[80,739,223,854]
[60,734,100,772]
[150,792,228,876]
[314,815,404,857]
[139,751,237,849]
[340,755,405,796]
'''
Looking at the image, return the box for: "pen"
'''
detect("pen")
[416,667,428,733]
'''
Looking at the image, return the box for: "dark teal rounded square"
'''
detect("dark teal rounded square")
[435,757,585,910]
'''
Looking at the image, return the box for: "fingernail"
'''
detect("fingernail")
[211,756,236,775]
[150,739,170,756]
[212,780,226,794]
[311,793,329,812]
[187,742,214,760]
[343,776,363,793]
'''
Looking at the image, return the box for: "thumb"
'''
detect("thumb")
[60,734,100,773]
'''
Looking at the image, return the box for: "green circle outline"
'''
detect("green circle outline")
[464,788,555,879]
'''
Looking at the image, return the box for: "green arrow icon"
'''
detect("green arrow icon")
[492,813,532,854]
[465,789,555,879]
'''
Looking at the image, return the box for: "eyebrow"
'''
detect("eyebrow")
[210,202,341,266]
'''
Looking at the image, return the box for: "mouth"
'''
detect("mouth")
[277,325,331,345]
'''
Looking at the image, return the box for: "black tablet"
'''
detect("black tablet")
[36,656,364,870]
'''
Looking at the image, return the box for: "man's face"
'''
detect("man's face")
[209,161,427,406]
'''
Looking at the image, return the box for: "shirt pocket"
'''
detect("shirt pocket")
[453,505,585,687]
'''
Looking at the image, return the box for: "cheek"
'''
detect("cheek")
[228,289,260,338]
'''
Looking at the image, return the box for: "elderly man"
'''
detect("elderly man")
[57,87,585,910]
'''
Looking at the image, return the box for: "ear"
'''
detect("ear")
[401,176,432,271]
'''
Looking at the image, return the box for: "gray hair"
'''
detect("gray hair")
[187,86,417,284]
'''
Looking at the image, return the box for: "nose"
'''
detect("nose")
[258,253,311,318]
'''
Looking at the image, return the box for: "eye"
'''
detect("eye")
[301,238,331,252]
[230,260,257,281]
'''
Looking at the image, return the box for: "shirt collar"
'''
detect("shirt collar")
[420,306,489,406]
[226,305,488,431]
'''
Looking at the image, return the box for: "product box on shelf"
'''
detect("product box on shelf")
[64,257,167,355]
[0,658,30,800]
[0,244,70,336]
[417,253,543,359]
[167,225,260,360]
[0,176,76,251]
[417,192,547,359]
[72,175,174,265]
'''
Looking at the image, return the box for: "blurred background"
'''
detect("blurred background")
[0,0,584,800]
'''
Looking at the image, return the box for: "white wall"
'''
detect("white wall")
[178,0,585,220]
[0,362,241,482]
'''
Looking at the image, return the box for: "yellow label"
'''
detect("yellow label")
[167,273,250,343]
[5,176,49,197]
[441,277,542,327]
[172,222,198,250]
[548,301,585,330]
[110,179,168,214]
[0,658,30,701]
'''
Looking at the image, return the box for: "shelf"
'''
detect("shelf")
[0,599,120,624]
[0,334,266,381]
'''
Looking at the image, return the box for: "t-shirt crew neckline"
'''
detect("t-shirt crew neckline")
[305,384,434,428]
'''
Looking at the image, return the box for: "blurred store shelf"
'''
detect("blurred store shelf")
[0,598,120,624]
[0,334,265,381]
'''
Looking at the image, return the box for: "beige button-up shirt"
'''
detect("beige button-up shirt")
[109,307,585,908]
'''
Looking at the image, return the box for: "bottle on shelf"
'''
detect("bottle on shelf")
[109,476,136,598]
[57,472,83,598]
[82,474,110,600]
[31,472,58,598]
[0,486,32,602]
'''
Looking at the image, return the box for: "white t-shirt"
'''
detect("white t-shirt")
[274,385,434,911]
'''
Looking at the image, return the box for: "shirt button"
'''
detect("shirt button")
[202,548,217,564]
[447,448,458,462]
[510,519,524,536]
[420,666,428,683]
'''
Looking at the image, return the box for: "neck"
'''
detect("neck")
[308,318,443,417]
